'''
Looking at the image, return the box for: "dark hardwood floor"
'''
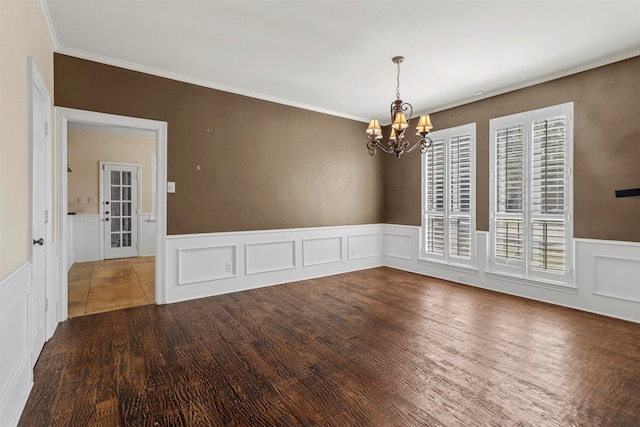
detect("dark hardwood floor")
[19,267,640,426]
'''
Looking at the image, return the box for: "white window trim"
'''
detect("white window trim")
[489,102,574,285]
[420,122,477,268]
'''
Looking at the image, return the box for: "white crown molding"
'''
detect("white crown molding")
[36,0,59,50]
[54,46,371,124]
[422,47,640,116]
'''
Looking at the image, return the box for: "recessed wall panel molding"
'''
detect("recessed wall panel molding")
[592,255,640,303]
[382,226,640,323]
[164,224,384,303]
[178,245,236,285]
[246,240,296,275]
[302,236,342,267]
[383,232,413,260]
[0,262,33,426]
[347,233,381,260]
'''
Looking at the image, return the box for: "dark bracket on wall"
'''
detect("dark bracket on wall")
[615,188,640,199]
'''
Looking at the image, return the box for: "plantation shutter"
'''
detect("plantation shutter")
[425,138,445,255]
[449,135,472,258]
[494,125,524,263]
[531,117,566,272]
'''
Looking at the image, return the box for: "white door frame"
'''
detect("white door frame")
[55,107,168,321]
[99,161,142,260]
[28,58,54,342]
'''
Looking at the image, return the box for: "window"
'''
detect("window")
[422,123,476,266]
[489,103,573,284]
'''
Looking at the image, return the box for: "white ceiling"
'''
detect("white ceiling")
[43,0,640,123]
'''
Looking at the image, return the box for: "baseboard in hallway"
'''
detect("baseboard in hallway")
[68,256,155,317]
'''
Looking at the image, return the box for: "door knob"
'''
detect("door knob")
[33,238,44,246]
[105,218,110,221]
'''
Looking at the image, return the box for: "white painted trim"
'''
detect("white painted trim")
[165,224,384,304]
[52,45,640,125]
[54,47,369,123]
[0,262,33,427]
[178,245,237,285]
[384,225,640,323]
[55,107,168,323]
[575,237,640,248]
[27,57,55,352]
[35,0,59,50]
[383,233,413,261]
[301,236,343,267]
[245,240,297,275]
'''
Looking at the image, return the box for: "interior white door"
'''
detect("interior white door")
[103,164,139,259]
[31,62,49,366]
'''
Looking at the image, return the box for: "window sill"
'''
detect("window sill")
[417,258,479,275]
[485,270,577,294]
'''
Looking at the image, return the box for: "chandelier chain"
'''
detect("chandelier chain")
[396,60,401,100]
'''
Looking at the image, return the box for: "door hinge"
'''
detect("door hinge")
[45,209,49,224]
[45,123,49,136]
[45,298,48,311]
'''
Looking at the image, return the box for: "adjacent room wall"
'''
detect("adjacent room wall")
[54,54,384,236]
[67,128,156,214]
[383,57,640,243]
[0,0,54,278]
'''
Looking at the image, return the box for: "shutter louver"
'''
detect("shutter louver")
[425,139,445,255]
[531,116,566,273]
[531,220,565,272]
[426,215,445,254]
[532,117,565,215]
[490,103,571,282]
[495,220,523,261]
[496,125,524,213]
[449,135,472,259]
[450,217,470,258]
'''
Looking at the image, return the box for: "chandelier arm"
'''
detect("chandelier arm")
[374,142,395,154]
[404,136,433,154]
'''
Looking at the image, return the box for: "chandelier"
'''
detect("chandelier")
[366,56,433,158]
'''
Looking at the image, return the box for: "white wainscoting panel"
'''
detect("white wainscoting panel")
[592,255,640,303]
[302,236,342,267]
[72,214,100,263]
[165,224,383,303]
[140,214,156,257]
[347,233,381,260]
[0,263,33,427]
[576,239,640,321]
[383,231,414,261]
[179,245,236,285]
[383,225,640,323]
[246,240,296,275]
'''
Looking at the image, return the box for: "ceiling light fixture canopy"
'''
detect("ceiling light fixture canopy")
[366,56,433,158]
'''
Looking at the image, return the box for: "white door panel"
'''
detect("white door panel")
[30,60,49,366]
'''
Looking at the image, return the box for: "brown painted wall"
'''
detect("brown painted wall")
[54,54,384,235]
[383,57,640,242]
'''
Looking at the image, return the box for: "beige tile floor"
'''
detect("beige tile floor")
[68,256,155,317]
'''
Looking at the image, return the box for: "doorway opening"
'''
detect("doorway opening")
[55,108,167,321]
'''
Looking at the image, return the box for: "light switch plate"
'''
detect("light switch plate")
[167,182,176,193]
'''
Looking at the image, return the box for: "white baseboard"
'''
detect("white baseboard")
[165,224,384,303]
[0,262,33,427]
[383,224,640,323]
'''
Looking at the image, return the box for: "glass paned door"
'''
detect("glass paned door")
[103,163,139,259]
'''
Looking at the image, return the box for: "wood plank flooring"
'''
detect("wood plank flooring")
[68,257,155,317]
[20,267,640,426]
